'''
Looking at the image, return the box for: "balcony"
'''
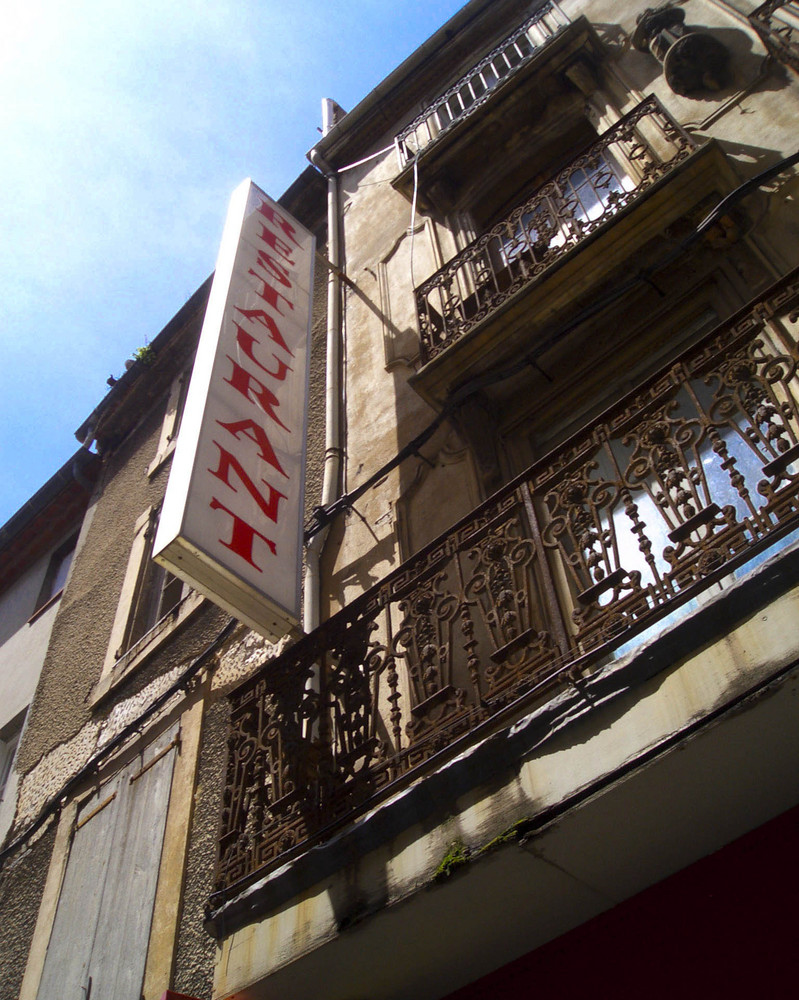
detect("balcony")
[391,12,601,211]
[213,271,799,901]
[394,2,571,168]
[410,97,739,409]
[750,1,799,73]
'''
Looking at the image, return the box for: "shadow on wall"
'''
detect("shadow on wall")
[602,15,778,102]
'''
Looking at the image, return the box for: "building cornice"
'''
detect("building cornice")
[308,0,541,169]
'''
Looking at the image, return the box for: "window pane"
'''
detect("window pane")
[50,546,74,596]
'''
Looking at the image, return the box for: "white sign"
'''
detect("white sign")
[154,179,314,640]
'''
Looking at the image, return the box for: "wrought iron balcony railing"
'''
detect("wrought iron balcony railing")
[394,2,570,166]
[750,1,799,72]
[215,271,799,897]
[415,96,696,365]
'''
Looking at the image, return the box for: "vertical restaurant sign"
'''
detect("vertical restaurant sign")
[154,179,314,640]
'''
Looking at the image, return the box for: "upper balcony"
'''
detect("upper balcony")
[750,1,799,74]
[210,271,799,910]
[391,7,599,210]
[394,2,571,168]
[410,96,739,409]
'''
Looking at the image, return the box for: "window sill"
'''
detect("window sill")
[147,438,177,478]
[92,590,206,706]
[27,589,64,625]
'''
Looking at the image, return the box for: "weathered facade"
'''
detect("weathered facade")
[2,1,799,998]
[0,452,98,856]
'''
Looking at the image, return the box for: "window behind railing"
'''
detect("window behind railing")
[415,96,696,362]
[498,149,635,266]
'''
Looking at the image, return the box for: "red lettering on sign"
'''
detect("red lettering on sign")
[210,498,276,570]
[256,224,295,266]
[255,201,301,248]
[217,418,288,478]
[234,326,292,381]
[235,308,294,357]
[252,250,292,289]
[224,357,290,432]
[209,443,287,523]
[248,269,294,317]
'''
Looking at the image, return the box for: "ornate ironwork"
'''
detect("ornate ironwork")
[750,1,799,73]
[215,272,799,896]
[394,3,569,166]
[415,96,696,364]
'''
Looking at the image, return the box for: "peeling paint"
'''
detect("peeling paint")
[15,724,100,828]
[212,627,290,695]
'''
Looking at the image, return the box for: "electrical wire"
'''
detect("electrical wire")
[335,142,397,174]
[409,153,420,289]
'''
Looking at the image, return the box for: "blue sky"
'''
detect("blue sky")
[0,0,466,525]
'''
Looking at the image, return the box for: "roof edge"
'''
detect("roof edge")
[0,448,100,554]
[308,0,532,166]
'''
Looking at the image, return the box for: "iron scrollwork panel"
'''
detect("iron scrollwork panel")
[460,504,558,708]
[536,317,799,655]
[217,649,324,889]
[389,491,560,769]
[326,611,395,820]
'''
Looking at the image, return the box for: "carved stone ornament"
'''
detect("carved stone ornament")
[632,5,730,96]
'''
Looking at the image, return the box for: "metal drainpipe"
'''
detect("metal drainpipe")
[72,425,97,491]
[304,98,343,633]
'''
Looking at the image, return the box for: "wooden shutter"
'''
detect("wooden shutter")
[36,726,178,1000]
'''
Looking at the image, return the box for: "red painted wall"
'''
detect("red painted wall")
[443,805,799,999]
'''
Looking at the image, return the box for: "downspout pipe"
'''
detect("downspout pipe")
[304,98,344,633]
[72,424,97,492]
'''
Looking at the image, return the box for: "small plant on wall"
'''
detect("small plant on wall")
[132,344,155,366]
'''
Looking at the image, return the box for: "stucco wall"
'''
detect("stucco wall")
[304,236,329,525]
[0,323,226,993]
[0,825,55,1000]
[15,399,169,773]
